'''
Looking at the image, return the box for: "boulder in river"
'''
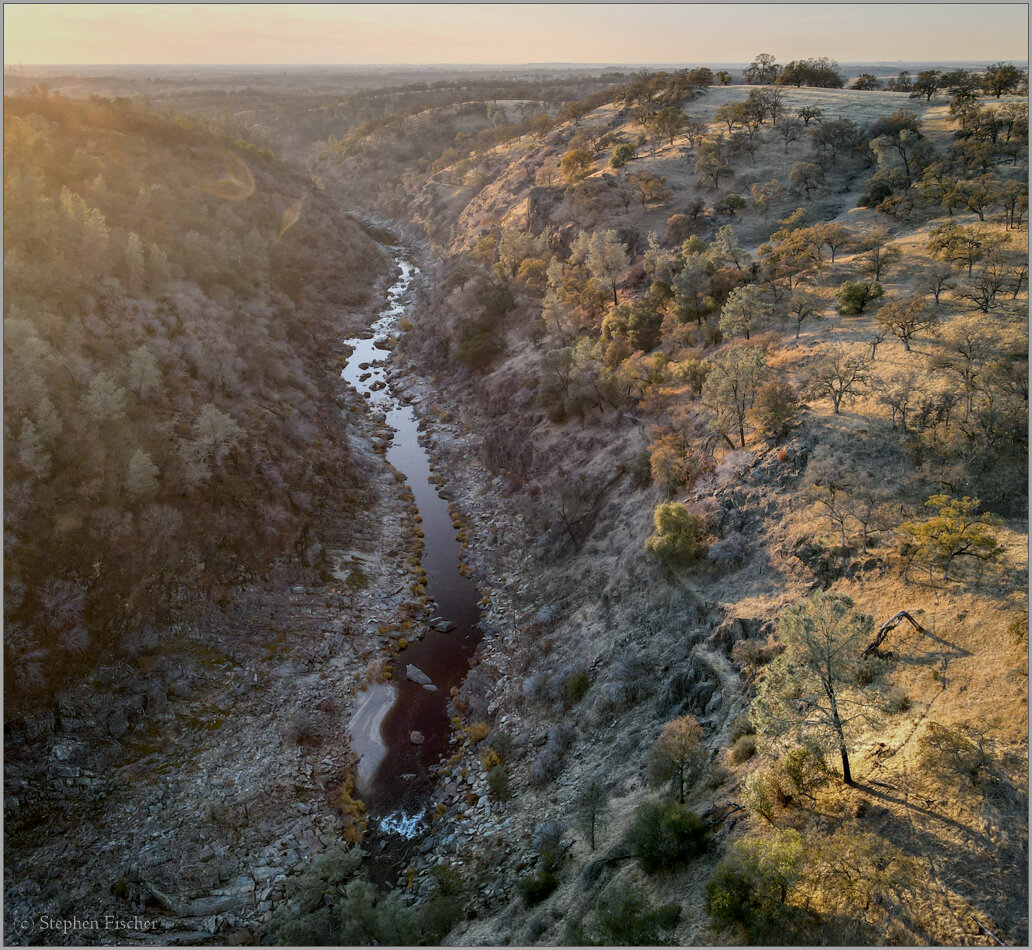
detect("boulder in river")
[432,620,456,633]
[410,731,425,745]
[406,665,433,687]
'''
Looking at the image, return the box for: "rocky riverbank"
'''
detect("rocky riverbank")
[1,264,433,945]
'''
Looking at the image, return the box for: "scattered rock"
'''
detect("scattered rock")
[410,731,425,745]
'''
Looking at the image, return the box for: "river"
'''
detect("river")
[341,248,483,839]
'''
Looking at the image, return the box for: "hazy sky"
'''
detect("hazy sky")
[4,3,1029,66]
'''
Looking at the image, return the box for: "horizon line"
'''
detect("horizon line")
[6,59,1027,69]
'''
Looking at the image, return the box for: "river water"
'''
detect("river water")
[341,250,482,837]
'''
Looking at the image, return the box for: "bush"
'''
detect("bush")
[730,734,758,763]
[599,647,653,709]
[882,685,911,714]
[731,637,780,677]
[729,714,756,742]
[532,818,567,868]
[853,652,889,687]
[417,893,464,943]
[644,503,707,567]
[664,212,698,246]
[562,147,594,182]
[919,721,996,786]
[519,869,559,905]
[564,669,591,705]
[708,531,748,569]
[526,661,589,710]
[454,317,502,371]
[266,869,418,946]
[335,878,419,945]
[704,830,804,939]
[740,769,784,824]
[609,143,636,168]
[629,447,653,487]
[595,883,681,945]
[287,712,323,747]
[751,379,800,440]
[465,720,491,743]
[626,800,707,873]
[487,728,514,760]
[529,721,576,785]
[778,741,828,802]
[530,748,561,786]
[835,281,883,316]
[487,765,511,801]
[480,747,501,770]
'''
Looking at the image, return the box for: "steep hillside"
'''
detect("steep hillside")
[313,75,1028,945]
[4,92,386,709]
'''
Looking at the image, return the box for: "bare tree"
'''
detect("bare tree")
[806,346,870,414]
[573,777,611,851]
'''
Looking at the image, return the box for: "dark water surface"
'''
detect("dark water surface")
[341,253,482,835]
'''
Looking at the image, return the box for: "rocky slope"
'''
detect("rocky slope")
[312,81,1029,945]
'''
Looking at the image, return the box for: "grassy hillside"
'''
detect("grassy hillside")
[3,92,387,711]
[311,73,1028,945]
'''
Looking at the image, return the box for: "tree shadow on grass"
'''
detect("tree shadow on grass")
[854,781,1029,946]
[878,624,971,669]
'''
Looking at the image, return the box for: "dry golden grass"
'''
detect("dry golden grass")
[390,83,1027,946]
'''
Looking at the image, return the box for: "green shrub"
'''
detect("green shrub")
[919,721,996,786]
[626,800,707,873]
[644,503,707,567]
[266,870,416,947]
[609,143,637,168]
[564,884,680,946]
[487,728,514,760]
[629,448,653,487]
[519,869,559,905]
[835,280,883,316]
[779,741,828,803]
[564,669,590,705]
[562,917,596,946]
[852,652,889,687]
[705,830,804,939]
[729,714,756,742]
[487,765,511,801]
[454,318,502,371]
[334,878,419,946]
[281,842,363,913]
[417,893,464,943]
[705,862,757,931]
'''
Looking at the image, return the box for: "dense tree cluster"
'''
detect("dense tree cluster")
[4,92,385,705]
